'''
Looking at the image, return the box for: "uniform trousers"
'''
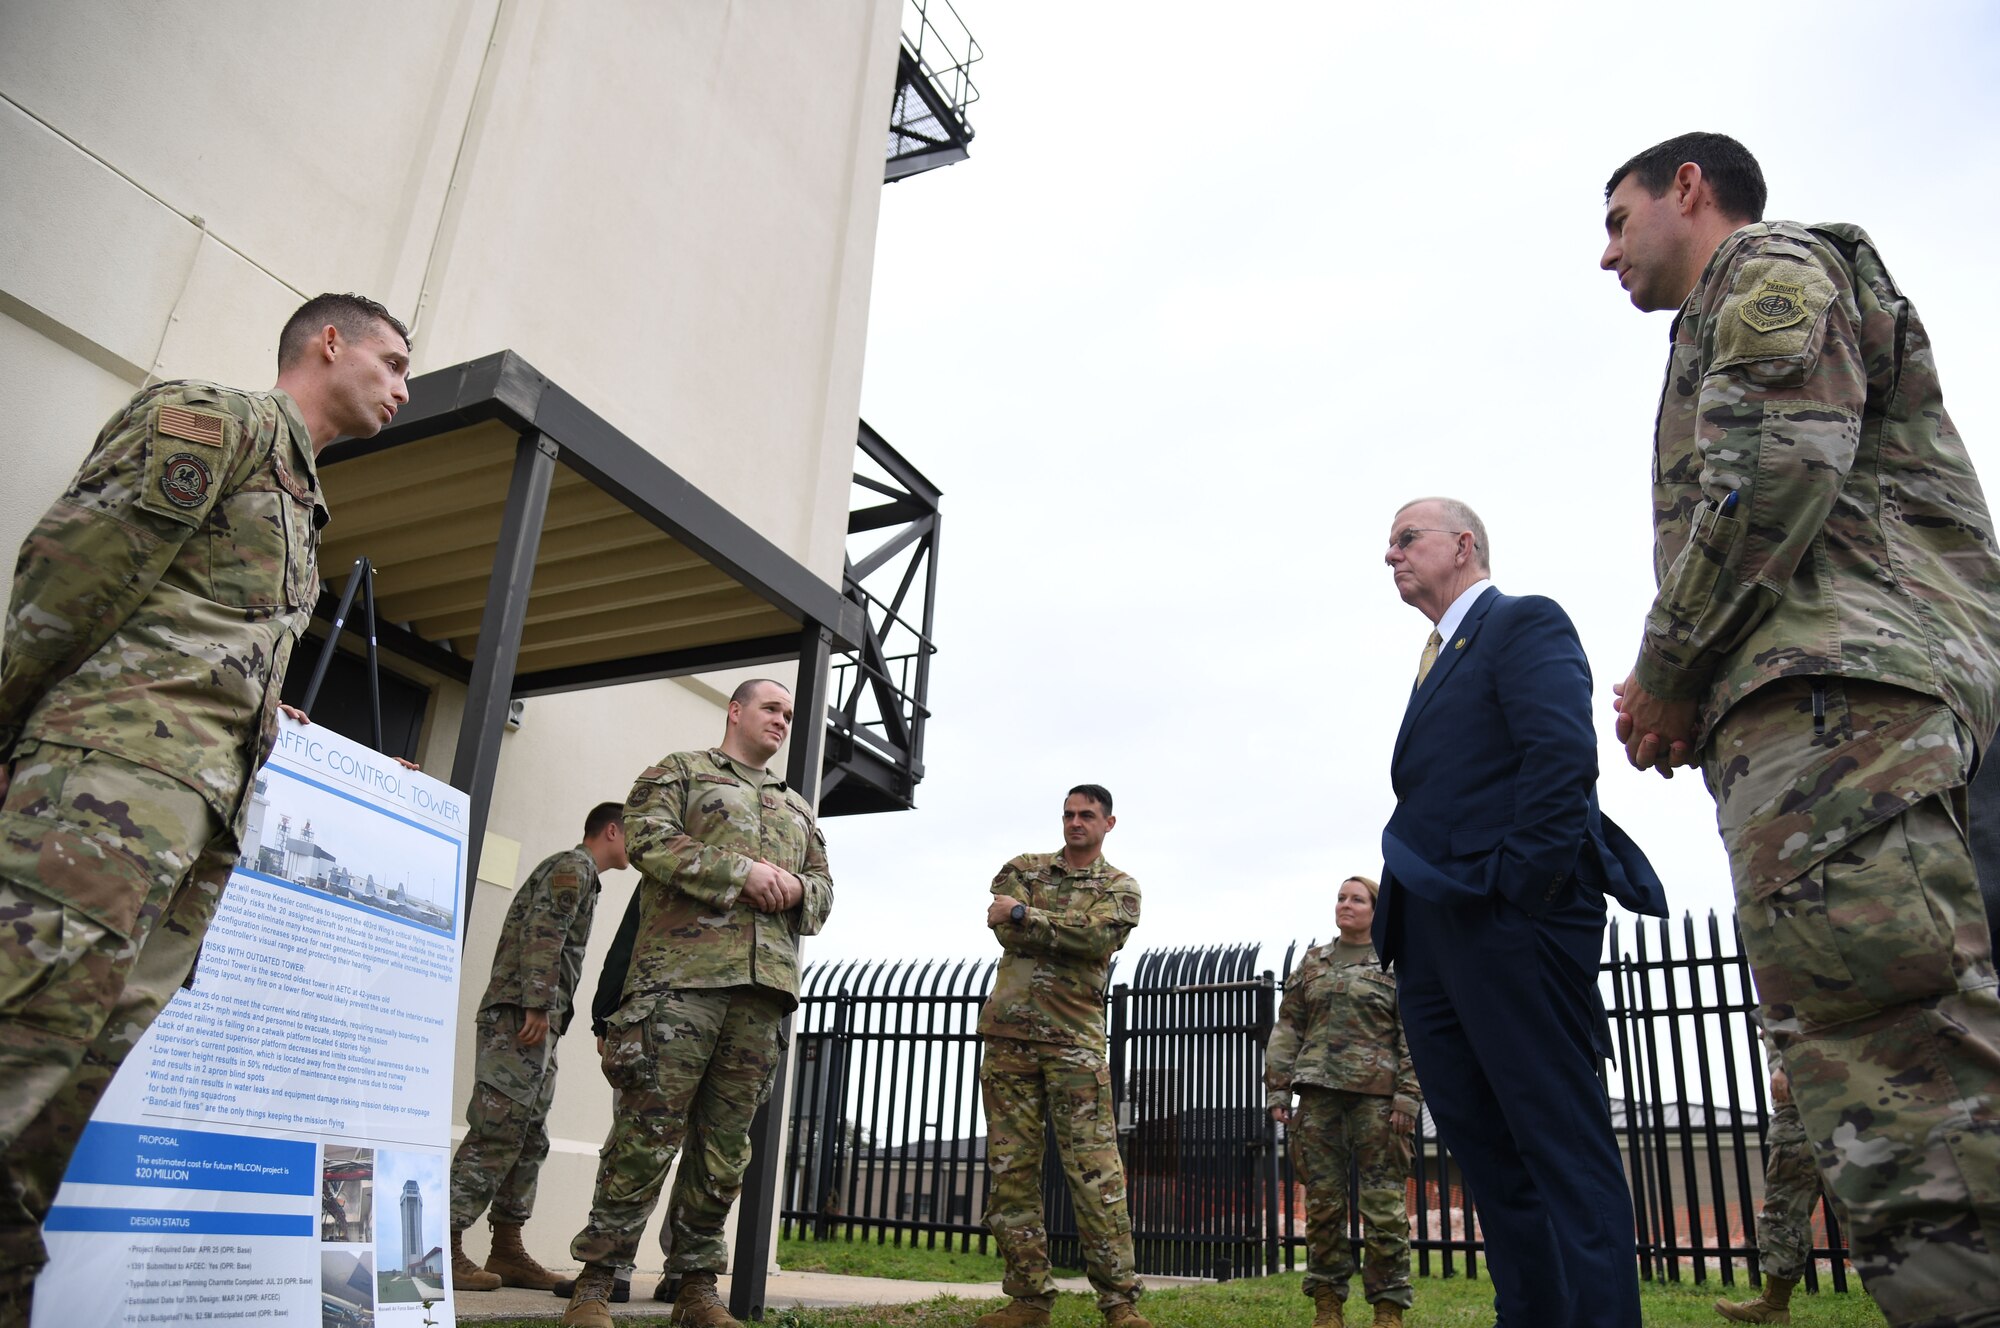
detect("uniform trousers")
[1292,1085,1413,1308]
[449,1004,561,1230]
[1754,1101,1823,1284]
[0,744,229,1285]
[1708,681,2000,1327]
[570,985,785,1273]
[980,1035,1141,1311]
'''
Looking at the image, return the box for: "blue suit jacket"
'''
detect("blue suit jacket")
[1376,588,1667,962]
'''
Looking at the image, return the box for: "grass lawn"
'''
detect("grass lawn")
[773,1232,1014,1283]
[477,1269,1887,1327]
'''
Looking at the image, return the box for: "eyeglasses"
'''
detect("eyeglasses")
[1391,527,1464,551]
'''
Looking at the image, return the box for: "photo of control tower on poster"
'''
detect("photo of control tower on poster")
[374,1151,447,1306]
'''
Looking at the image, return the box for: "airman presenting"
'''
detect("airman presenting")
[977,785,1148,1328]
[561,679,832,1328]
[0,294,410,1321]
[1601,132,2000,1325]
[449,802,628,1292]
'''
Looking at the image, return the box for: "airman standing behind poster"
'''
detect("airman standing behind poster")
[977,784,1149,1328]
[449,802,628,1293]
[561,679,832,1328]
[0,294,411,1325]
[1600,131,2000,1325]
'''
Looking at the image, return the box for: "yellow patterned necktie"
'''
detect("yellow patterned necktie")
[1416,629,1442,686]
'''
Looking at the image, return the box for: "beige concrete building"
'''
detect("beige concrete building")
[1,0,970,1302]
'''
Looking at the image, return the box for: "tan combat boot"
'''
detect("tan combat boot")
[450,1229,501,1291]
[1371,1303,1404,1327]
[671,1269,742,1328]
[974,1300,1053,1328]
[552,1272,632,1303]
[1309,1286,1342,1326]
[1714,1274,1796,1323]
[484,1221,560,1290]
[1103,1304,1153,1328]
[561,1263,619,1328]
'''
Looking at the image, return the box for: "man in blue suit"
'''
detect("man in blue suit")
[1375,497,1668,1328]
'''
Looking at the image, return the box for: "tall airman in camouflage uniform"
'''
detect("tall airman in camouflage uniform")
[1267,876,1419,1328]
[449,802,627,1293]
[0,294,410,1323]
[1717,1048,1837,1325]
[977,784,1149,1328]
[561,679,832,1328]
[1602,132,2000,1327]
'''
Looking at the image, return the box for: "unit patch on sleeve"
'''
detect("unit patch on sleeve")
[1738,279,1810,334]
[159,452,214,508]
[1713,255,1838,374]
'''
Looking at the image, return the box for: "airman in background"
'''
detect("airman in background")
[1267,875,1420,1327]
[977,784,1148,1328]
[449,801,628,1293]
[1716,1048,1837,1325]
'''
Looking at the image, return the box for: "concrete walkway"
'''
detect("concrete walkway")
[455,1269,1206,1321]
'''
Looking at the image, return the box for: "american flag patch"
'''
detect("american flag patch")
[157,404,226,447]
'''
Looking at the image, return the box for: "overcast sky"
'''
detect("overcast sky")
[817,1,2000,971]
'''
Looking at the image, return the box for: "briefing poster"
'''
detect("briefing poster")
[35,718,468,1327]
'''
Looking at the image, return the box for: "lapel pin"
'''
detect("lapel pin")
[1455,638,1467,649]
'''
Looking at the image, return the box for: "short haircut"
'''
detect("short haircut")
[1398,496,1491,572]
[730,677,791,706]
[1604,132,1767,224]
[1067,783,1114,814]
[584,801,624,839]
[277,292,411,370]
[1341,874,1380,904]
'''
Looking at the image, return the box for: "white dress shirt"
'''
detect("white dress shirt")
[1435,579,1493,646]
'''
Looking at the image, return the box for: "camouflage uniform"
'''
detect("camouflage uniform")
[1640,222,2000,1324]
[449,844,602,1230]
[1755,1101,1817,1282]
[569,748,831,1274]
[979,850,1143,1313]
[0,382,323,1287]
[1266,939,1419,1309]
[1754,1050,1822,1286]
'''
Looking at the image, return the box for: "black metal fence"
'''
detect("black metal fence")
[782,957,996,1250]
[1605,913,1853,1292]
[781,916,1854,1293]
[1110,945,1275,1280]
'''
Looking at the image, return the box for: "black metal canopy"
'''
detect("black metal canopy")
[313,349,860,904]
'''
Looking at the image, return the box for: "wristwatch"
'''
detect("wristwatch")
[1009,903,1026,924]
